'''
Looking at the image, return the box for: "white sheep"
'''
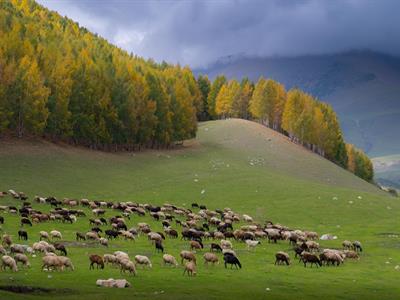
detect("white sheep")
[99,238,108,247]
[14,253,30,268]
[203,252,219,265]
[86,231,99,240]
[39,231,49,241]
[120,259,137,275]
[134,255,152,268]
[103,254,118,266]
[220,240,232,249]
[50,230,62,240]
[1,255,18,272]
[162,254,178,267]
[245,239,261,250]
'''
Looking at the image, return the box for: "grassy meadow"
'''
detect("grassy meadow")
[0,119,399,300]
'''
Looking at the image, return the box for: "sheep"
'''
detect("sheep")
[99,238,108,247]
[2,234,12,247]
[54,243,67,256]
[344,250,360,260]
[245,239,260,250]
[213,231,225,240]
[10,244,25,254]
[163,254,178,267]
[190,240,203,251]
[220,240,232,249]
[203,252,219,265]
[305,241,320,252]
[180,250,196,265]
[120,259,137,275]
[18,230,28,241]
[223,253,241,269]
[147,232,162,243]
[96,278,131,288]
[320,251,343,266]
[42,255,61,271]
[300,252,322,268]
[342,240,352,250]
[353,241,363,252]
[0,245,6,255]
[155,240,164,253]
[275,251,290,265]
[14,253,30,268]
[134,255,152,268]
[76,232,86,241]
[304,231,319,240]
[89,254,104,269]
[183,261,197,276]
[40,231,50,241]
[86,231,99,240]
[242,214,253,223]
[210,243,223,252]
[120,231,135,241]
[222,249,237,257]
[1,255,18,272]
[58,256,74,271]
[103,254,118,266]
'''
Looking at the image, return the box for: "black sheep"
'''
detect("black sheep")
[223,253,242,269]
[18,230,28,240]
[155,240,164,253]
[210,243,222,252]
[20,218,32,227]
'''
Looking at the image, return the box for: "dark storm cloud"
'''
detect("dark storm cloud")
[37,0,400,67]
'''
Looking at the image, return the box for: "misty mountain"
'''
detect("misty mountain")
[196,50,400,158]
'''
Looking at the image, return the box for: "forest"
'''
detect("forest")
[0,0,373,182]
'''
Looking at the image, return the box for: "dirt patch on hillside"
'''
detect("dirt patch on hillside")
[0,285,74,294]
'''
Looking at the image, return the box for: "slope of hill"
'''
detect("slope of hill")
[196,51,400,158]
[0,119,398,300]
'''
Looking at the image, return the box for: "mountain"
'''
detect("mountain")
[196,51,400,158]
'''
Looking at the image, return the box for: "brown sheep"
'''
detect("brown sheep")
[14,253,30,268]
[89,254,104,269]
[183,261,196,276]
[162,254,178,267]
[180,250,196,265]
[301,252,322,268]
[2,234,12,248]
[275,251,290,265]
[190,240,203,251]
[203,252,219,265]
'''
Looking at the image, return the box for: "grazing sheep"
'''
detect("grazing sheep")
[76,232,86,241]
[220,240,232,250]
[18,230,28,241]
[54,243,67,256]
[320,251,343,266]
[245,239,260,250]
[50,230,62,240]
[305,241,320,252]
[203,252,219,265]
[210,243,223,252]
[353,241,363,252]
[58,256,74,271]
[20,218,32,227]
[190,240,203,251]
[242,214,253,223]
[120,259,137,275]
[0,245,6,255]
[103,254,118,266]
[86,231,99,240]
[275,251,290,265]
[14,253,30,268]
[344,250,359,260]
[120,231,135,241]
[180,250,196,265]
[301,252,322,268]
[89,254,104,269]
[10,244,25,254]
[2,234,12,247]
[1,255,18,272]
[99,238,108,247]
[155,240,164,253]
[183,261,197,276]
[42,255,61,271]
[40,231,49,241]
[163,254,178,267]
[223,253,241,269]
[342,240,352,250]
[134,255,152,268]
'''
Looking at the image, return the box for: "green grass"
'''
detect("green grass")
[0,119,399,300]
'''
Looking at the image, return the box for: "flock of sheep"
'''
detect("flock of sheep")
[0,189,363,282]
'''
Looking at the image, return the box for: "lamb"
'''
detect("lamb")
[275,251,290,265]
[162,254,178,267]
[120,260,137,275]
[203,252,219,265]
[14,253,30,268]
[1,255,18,272]
[183,261,197,276]
[2,234,12,247]
[40,231,50,241]
[245,239,260,250]
[180,250,196,264]
[121,231,135,241]
[134,255,152,268]
[89,254,104,269]
[58,256,74,271]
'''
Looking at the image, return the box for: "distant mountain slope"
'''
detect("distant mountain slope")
[196,51,400,158]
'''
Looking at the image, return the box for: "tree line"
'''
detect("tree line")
[0,0,373,182]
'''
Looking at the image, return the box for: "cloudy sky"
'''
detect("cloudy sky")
[37,0,400,68]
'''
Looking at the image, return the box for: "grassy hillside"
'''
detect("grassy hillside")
[0,119,399,300]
